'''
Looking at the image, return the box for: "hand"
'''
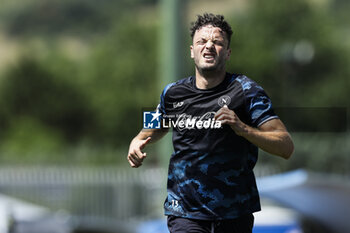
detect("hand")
[214,105,247,136]
[127,137,152,168]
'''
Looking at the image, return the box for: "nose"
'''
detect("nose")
[205,40,214,49]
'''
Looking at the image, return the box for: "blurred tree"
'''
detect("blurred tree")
[331,0,350,30]
[0,117,66,163]
[225,0,350,173]
[228,0,349,107]
[80,16,159,147]
[1,0,157,38]
[0,57,96,143]
[0,4,160,164]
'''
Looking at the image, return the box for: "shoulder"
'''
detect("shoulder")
[161,76,192,97]
[234,75,263,92]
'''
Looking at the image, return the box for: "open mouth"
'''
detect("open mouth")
[203,53,216,61]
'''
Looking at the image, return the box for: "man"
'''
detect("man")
[127,13,294,233]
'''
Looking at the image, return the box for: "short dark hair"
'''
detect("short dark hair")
[190,13,233,46]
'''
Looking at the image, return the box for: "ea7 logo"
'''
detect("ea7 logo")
[173,101,184,109]
[143,111,161,129]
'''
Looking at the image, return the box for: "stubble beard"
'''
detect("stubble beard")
[195,58,225,76]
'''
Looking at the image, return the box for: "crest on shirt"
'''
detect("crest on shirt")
[218,95,231,107]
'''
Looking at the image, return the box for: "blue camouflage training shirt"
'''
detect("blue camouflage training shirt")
[158,73,278,220]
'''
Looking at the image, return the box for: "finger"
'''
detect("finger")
[133,148,146,161]
[140,137,152,150]
[129,160,138,168]
[219,119,230,125]
[216,111,232,120]
[217,115,233,124]
[129,149,142,162]
[127,156,136,167]
[215,106,232,119]
[216,114,229,121]
[214,108,226,119]
[128,155,142,167]
[144,137,152,144]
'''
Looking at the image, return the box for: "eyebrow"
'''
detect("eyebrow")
[197,37,224,41]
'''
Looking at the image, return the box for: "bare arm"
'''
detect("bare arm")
[215,105,294,159]
[127,128,168,168]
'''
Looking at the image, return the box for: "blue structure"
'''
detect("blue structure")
[138,169,350,233]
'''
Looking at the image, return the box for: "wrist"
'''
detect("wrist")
[234,123,250,136]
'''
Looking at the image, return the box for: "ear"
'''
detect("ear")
[226,48,231,60]
[190,45,194,59]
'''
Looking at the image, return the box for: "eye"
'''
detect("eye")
[197,39,206,45]
[214,40,225,46]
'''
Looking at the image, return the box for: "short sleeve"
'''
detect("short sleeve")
[158,82,176,115]
[158,91,166,115]
[237,76,279,127]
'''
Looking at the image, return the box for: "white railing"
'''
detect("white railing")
[0,166,167,223]
[0,164,280,229]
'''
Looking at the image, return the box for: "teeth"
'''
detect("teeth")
[204,55,214,58]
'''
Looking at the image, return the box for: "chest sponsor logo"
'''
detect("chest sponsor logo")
[218,95,231,107]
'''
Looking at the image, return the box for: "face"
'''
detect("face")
[191,25,231,73]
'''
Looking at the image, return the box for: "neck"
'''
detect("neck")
[195,68,226,89]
